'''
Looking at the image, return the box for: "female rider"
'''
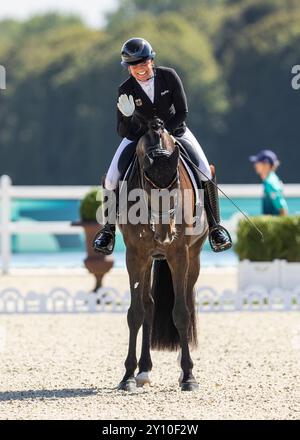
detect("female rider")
[93,37,232,254]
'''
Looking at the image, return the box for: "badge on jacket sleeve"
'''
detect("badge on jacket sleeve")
[135,99,143,106]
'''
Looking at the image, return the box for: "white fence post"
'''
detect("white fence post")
[0,175,12,274]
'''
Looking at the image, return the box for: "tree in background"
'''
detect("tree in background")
[0,1,299,184]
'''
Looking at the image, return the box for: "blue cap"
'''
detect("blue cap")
[249,149,279,166]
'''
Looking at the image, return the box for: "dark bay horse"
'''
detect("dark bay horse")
[118,119,208,391]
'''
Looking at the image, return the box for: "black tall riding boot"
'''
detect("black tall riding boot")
[93,187,118,255]
[203,173,232,253]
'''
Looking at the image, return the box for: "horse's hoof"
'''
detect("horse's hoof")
[118,378,137,392]
[136,372,151,387]
[181,380,199,392]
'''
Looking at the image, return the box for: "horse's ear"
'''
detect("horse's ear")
[144,154,154,169]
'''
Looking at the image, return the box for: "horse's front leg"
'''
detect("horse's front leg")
[136,263,153,387]
[118,251,149,391]
[168,249,199,391]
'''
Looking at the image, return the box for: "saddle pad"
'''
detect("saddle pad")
[179,155,201,206]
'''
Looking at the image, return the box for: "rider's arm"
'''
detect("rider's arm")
[279,208,288,216]
[117,89,143,140]
[117,106,131,138]
[164,68,188,134]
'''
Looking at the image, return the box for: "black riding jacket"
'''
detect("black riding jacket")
[117,66,188,141]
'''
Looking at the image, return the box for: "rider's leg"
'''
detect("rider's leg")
[93,182,118,255]
[93,138,134,255]
[176,127,212,180]
[105,137,134,190]
[176,128,232,252]
[203,165,232,252]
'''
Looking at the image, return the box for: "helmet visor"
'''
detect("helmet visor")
[121,55,153,67]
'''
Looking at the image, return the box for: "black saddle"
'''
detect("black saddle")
[174,136,200,168]
[173,137,204,191]
[118,141,138,180]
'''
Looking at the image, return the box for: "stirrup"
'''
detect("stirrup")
[209,225,232,253]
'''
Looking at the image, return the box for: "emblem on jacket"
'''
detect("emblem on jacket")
[135,99,143,106]
[161,90,169,96]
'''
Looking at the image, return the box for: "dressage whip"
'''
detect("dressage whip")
[176,146,264,241]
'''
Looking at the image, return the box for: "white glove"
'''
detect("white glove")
[117,94,135,117]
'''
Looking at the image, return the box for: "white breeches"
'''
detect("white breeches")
[105,127,212,190]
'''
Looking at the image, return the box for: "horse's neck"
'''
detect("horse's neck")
[178,160,195,226]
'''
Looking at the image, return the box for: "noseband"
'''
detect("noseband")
[143,170,178,191]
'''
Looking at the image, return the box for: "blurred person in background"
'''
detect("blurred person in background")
[249,149,288,216]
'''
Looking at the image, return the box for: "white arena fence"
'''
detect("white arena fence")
[0,175,90,274]
[0,285,299,314]
[1,174,300,274]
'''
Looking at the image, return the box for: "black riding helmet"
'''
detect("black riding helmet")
[121,37,156,67]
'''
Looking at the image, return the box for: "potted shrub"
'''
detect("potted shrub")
[72,187,114,291]
[235,215,300,289]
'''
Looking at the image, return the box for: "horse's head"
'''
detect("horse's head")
[141,118,179,188]
[136,118,181,244]
[143,144,179,189]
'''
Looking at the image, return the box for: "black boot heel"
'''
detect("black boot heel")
[209,225,232,253]
[203,172,233,253]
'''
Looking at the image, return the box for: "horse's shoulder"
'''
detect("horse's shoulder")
[179,160,192,187]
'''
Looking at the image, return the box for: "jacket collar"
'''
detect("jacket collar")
[131,68,162,107]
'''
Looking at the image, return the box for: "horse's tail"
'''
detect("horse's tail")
[150,260,198,351]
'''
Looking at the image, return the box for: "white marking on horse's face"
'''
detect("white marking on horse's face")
[134,282,139,289]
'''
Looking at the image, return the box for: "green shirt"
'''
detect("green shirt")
[262,171,288,215]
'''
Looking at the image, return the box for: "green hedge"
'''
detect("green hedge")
[79,188,103,222]
[234,215,300,262]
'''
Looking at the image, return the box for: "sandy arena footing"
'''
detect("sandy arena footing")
[0,312,299,419]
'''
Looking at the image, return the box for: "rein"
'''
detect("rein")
[170,137,264,241]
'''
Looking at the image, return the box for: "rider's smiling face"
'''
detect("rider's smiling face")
[129,59,154,82]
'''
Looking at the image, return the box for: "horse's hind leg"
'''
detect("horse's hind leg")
[136,264,153,387]
[118,252,150,392]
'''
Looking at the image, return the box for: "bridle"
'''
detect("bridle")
[143,170,178,191]
[139,140,180,235]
